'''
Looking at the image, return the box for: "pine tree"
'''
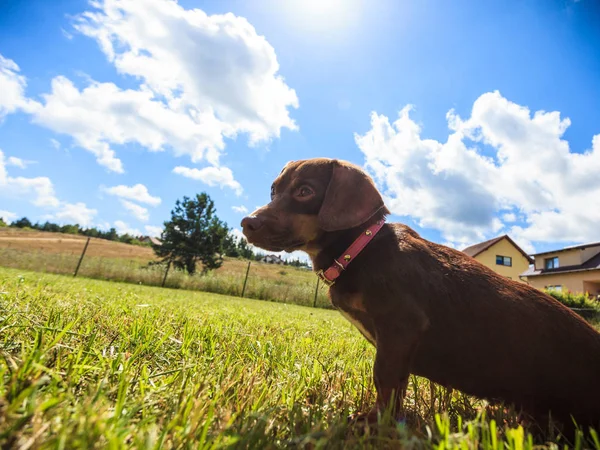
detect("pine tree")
[153,193,229,274]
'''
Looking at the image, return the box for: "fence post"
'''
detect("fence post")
[161,260,172,287]
[241,261,251,297]
[73,237,91,277]
[313,276,320,308]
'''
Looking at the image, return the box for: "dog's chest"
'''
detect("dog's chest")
[331,292,376,346]
[339,310,376,345]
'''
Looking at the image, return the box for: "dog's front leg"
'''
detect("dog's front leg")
[372,323,421,421]
[350,310,425,425]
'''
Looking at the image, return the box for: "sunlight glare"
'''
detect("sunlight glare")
[279,0,362,39]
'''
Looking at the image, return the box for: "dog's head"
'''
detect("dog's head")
[241,158,387,253]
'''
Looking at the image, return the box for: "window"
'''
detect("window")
[546,285,562,292]
[544,257,559,269]
[496,255,512,266]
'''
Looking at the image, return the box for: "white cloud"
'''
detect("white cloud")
[120,199,149,222]
[0,0,298,196]
[7,0,296,174]
[502,213,516,223]
[96,221,112,231]
[173,165,243,196]
[74,0,298,145]
[0,55,30,120]
[355,91,600,251]
[52,202,98,227]
[28,76,230,173]
[104,183,161,206]
[61,28,74,40]
[6,156,34,169]
[0,210,17,223]
[114,220,141,236]
[144,225,163,237]
[0,149,59,207]
[0,149,97,227]
[50,138,61,150]
[232,205,248,214]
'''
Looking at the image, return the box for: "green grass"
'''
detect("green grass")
[1,267,599,449]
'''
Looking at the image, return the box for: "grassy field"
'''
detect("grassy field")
[0,228,155,260]
[0,228,328,308]
[1,267,599,449]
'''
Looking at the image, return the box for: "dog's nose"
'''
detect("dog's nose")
[241,216,263,232]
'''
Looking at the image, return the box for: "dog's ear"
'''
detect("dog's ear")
[318,160,386,232]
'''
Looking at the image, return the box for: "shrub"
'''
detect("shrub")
[545,289,600,311]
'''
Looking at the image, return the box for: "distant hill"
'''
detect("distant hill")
[0,227,155,260]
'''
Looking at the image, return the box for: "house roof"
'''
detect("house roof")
[521,251,600,278]
[141,236,162,246]
[530,241,600,257]
[462,235,533,264]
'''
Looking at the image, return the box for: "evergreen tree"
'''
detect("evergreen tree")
[153,193,229,274]
[11,217,32,228]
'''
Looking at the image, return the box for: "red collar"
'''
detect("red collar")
[316,219,386,286]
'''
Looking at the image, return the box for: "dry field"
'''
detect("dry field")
[0,228,155,260]
[0,227,323,307]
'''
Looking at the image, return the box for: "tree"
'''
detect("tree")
[222,233,256,260]
[119,233,136,244]
[0,217,7,227]
[11,217,32,228]
[153,193,229,274]
[41,221,60,233]
[237,238,254,259]
[60,224,80,235]
[103,228,119,241]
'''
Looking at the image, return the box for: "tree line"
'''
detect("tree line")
[1,215,150,246]
[1,192,310,274]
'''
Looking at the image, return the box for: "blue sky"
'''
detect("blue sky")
[1,0,599,258]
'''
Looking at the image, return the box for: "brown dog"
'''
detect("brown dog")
[241,158,600,433]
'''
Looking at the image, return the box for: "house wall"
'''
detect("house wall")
[533,246,600,270]
[534,249,579,270]
[475,238,530,282]
[524,270,600,295]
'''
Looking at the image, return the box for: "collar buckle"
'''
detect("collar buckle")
[316,269,336,287]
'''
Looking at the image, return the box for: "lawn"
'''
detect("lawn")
[1,267,599,449]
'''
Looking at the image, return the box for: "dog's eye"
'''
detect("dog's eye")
[270,185,276,199]
[297,186,314,197]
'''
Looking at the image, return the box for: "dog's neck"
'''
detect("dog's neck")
[309,212,387,273]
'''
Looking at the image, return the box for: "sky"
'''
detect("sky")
[1,0,599,260]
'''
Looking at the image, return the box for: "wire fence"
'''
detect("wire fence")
[0,237,331,309]
[4,235,598,321]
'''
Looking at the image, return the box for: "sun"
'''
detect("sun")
[277,0,363,38]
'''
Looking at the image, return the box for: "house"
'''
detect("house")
[262,254,284,265]
[462,235,533,282]
[520,241,600,297]
[139,236,162,246]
